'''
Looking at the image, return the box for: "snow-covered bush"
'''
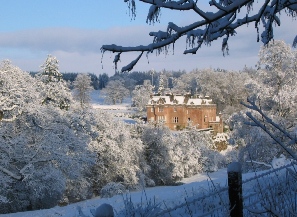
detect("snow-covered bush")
[64,177,93,204]
[141,124,229,184]
[138,172,156,188]
[172,130,226,179]
[0,60,96,213]
[100,182,127,198]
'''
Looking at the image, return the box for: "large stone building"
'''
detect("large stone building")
[146,93,223,133]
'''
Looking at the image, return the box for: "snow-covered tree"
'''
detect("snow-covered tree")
[38,55,72,110]
[73,74,94,107]
[140,123,230,184]
[228,110,282,172]
[141,125,175,185]
[98,73,109,89]
[228,41,297,171]
[195,69,250,114]
[84,109,149,192]
[171,130,228,179]
[102,80,129,104]
[39,54,62,82]
[0,61,95,213]
[170,73,197,95]
[102,1,297,72]
[132,83,153,112]
[123,77,137,97]
[254,40,297,119]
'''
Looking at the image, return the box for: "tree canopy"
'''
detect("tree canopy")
[102,0,297,72]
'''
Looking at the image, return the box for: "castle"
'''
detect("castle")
[146,93,223,134]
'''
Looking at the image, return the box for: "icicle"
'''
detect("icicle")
[146,52,150,64]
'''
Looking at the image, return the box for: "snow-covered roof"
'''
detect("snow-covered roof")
[147,95,214,106]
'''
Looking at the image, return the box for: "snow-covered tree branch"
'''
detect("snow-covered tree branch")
[102,0,297,72]
[242,97,297,160]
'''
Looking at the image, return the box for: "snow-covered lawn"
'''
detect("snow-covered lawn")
[4,160,294,217]
[91,90,137,125]
[1,169,229,217]
[90,90,132,110]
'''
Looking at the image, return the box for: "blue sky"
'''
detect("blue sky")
[0,1,295,75]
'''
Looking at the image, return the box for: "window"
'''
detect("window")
[173,117,178,123]
[174,107,177,112]
[157,116,165,122]
[158,107,164,112]
[151,107,154,112]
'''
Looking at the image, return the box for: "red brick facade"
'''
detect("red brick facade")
[146,94,223,133]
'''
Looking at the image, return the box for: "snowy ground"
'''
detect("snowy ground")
[3,167,284,217]
[90,90,132,110]
[91,90,137,124]
[1,169,229,217]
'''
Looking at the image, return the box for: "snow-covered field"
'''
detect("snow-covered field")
[4,160,295,217]
[3,166,290,217]
[90,90,132,110]
[1,169,229,217]
[91,90,137,124]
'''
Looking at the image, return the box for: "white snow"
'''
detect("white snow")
[1,169,229,217]
[148,95,213,106]
[3,167,284,217]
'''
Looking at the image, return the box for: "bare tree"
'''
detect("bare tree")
[102,0,297,72]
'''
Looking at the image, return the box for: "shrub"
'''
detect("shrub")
[100,182,127,198]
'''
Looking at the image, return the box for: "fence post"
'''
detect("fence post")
[227,162,243,217]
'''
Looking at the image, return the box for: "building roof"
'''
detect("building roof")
[147,94,214,106]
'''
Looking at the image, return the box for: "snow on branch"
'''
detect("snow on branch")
[0,165,22,180]
[121,52,143,72]
[241,98,297,160]
[103,0,297,72]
